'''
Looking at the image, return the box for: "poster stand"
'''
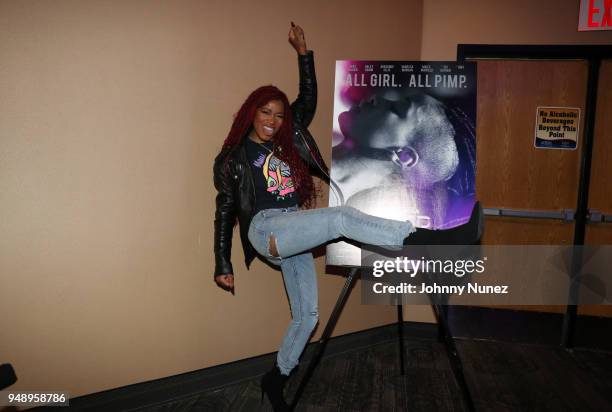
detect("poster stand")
[289,268,476,412]
[289,59,480,411]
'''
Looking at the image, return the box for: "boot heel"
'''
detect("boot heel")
[261,364,290,411]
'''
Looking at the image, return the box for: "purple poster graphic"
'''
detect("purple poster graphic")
[326,61,477,266]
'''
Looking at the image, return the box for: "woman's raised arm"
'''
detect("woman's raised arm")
[289,23,317,128]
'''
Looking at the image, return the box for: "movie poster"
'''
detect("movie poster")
[326,61,477,267]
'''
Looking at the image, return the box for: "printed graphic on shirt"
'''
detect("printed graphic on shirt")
[253,152,295,200]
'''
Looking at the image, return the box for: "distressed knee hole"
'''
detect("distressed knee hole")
[268,235,279,257]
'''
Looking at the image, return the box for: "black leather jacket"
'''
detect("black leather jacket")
[213,51,330,277]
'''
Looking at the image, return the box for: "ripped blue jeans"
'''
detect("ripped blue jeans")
[247,205,414,375]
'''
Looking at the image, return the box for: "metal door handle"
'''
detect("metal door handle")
[587,209,612,223]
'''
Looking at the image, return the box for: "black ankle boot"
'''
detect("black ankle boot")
[404,201,483,246]
[261,364,290,411]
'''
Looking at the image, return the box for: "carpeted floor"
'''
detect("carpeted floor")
[121,338,612,412]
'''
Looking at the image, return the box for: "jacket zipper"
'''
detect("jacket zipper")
[240,145,257,205]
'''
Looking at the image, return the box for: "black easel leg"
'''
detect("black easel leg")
[433,304,475,412]
[290,267,360,410]
[562,58,600,348]
[397,304,405,375]
[437,305,446,343]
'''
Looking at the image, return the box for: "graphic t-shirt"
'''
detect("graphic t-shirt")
[244,138,299,213]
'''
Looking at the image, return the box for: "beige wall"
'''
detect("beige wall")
[421,0,612,60]
[0,0,423,398]
[2,0,610,400]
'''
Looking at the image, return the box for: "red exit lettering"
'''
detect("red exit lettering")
[588,0,612,27]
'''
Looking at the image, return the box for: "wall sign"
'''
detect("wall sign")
[578,0,612,31]
[534,107,580,150]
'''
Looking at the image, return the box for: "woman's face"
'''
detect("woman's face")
[250,100,284,143]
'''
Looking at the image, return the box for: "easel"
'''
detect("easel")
[289,267,476,411]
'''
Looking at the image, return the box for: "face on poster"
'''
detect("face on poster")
[327,61,477,266]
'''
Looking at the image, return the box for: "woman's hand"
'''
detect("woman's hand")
[215,274,235,294]
[288,22,307,55]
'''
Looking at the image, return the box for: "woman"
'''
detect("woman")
[213,23,482,411]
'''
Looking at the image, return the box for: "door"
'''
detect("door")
[475,59,592,315]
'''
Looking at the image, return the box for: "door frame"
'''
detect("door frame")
[457,44,612,348]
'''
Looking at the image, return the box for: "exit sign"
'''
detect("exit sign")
[579,0,612,31]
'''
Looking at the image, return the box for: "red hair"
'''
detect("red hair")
[222,85,316,208]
